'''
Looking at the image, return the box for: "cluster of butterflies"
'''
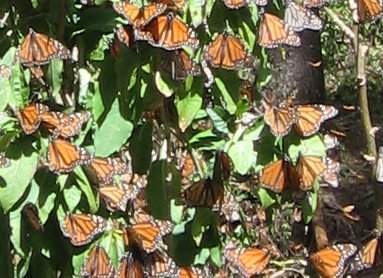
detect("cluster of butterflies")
[310,235,380,277]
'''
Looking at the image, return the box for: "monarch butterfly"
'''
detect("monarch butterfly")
[60,213,107,246]
[303,0,328,8]
[154,0,185,10]
[349,238,379,272]
[87,157,129,185]
[258,13,301,48]
[113,2,167,28]
[321,157,340,188]
[143,250,178,277]
[18,28,71,66]
[324,133,339,150]
[262,99,296,137]
[294,105,338,137]
[22,203,43,232]
[204,33,250,70]
[178,266,208,278]
[81,245,115,278]
[116,252,145,278]
[184,178,224,207]
[0,153,10,168]
[171,50,201,80]
[134,12,199,50]
[214,191,241,222]
[124,209,173,253]
[224,244,271,278]
[260,155,325,192]
[15,103,49,135]
[41,110,90,139]
[358,0,383,22]
[29,66,45,84]
[310,243,358,278]
[284,1,323,32]
[47,139,92,173]
[0,64,10,78]
[222,0,248,9]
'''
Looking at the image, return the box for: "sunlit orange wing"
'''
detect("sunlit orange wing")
[116,252,144,278]
[81,246,114,278]
[47,139,92,173]
[99,184,130,212]
[178,266,208,278]
[16,103,49,134]
[60,214,107,246]
[204,33,248,70]
[358,0,383,22]
[262,100,295,137]
[88,157,129,185]
[259,159,290,193]
[225,246,270,277]
[295,155,326,190]
[113,2,167,28]
[18,28,70,66]
[294,105,338,137]
[135,12,199,50]
[258,13,301,48]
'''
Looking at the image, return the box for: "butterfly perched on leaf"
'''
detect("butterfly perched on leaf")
[123,209,173,253]
[15,103,49,135]
[116,252,145,278]
[81,245,115,278]
[87,157,129,185]
[41,110,90,139]
[204,33,251,70]
[60,213,107,246]
[357,0,383,22]
[18,28,71,66]
[224,243,271,278]
[284,1,323,32]
[47,138,92,173]
[310,243,358,278]
[113,2,167,28]
[134,12,199,50]
[143,250,178,278]
[260,154,326,192]
[258,13,301,48]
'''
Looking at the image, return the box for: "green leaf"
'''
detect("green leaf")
[257,188,275,208]
[130,122,153,174]
[215,78,237,115]
[63,184,82,212]
[206,107,229,134]
[155,71,174,97]
[287,135,326,163]
[0,141,39,212]
[94,98,133,156]
[47,59,64,98]
[73,168,99,213]
[302,190,318,224]
[210,246,223,267]
[176,90,202,132]
[194,248,210,265]
[189,0,204,27]
[228,140,256,175]
[170,199,184,224]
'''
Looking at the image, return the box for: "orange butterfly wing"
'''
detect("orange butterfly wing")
[361,238,378,268]
[204,33,248,70]
[88,157,129,184]
[295,155,326,190]
[225,246,270,277]
[81,246,114,278]
[41,111,90,138]
[16,103,49,134]
[60,214,107,246]
[47,139,91,173]
[135,12,199,50]
[18,28,70,66]
[143,250,177,277]
[260,159,290,193]
[116,253,144,278]
[99,184,130,212]
[113,2,167,28]
[223,0,248,9]
[178,266,207,278]
[262,100,295,137]
[184,178,224,207]
[294,105,338,137]
[358,0,383,22]
[258,13,301,48]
